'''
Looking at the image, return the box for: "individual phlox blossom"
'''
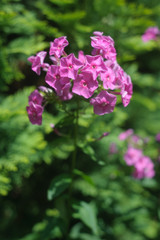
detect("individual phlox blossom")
[28,51,48,75]
[142,26,160,42]
[124,147,143,166]
[133,156,155,179]
[60,53,83,80]
[90,90,117,115]
[91,33,114,49]
[54,78,73,101]
[72,71,98,99]
[26,102,43,125]
[121,74,133,107]
[114,64,126,88]
[106,61,124,89]
[45,65,72,100]
[91,45,117,62]
[91,32,116,61]
[28,89,43,105]
[49,36,69,58]
[100,67,116,90]
[45,65,61,88]
[82,55,106,80]
[119,129,134,141]
[134,156,153,172]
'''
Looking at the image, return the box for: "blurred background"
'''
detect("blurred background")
[0,0,160,239]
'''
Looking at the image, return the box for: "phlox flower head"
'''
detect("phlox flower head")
[27,32,133,124]
[49,36,69,58]
[28,51,48,75]
[142,26,160,42]
[90,90,117,115]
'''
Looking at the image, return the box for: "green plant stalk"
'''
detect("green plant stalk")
[66,100,79,238]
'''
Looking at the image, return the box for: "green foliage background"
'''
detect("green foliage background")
[0,0,160,239]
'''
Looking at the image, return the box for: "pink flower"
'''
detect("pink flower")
[119,129,134,141]
[134,156,149,171]
[54,79,73,101]
[60,53,83,79]
[28,51,47,75]
[142,26,160,42]
[45,65,72,100]
[72,71,98,99]
[82,55,106,80]
[106,61,124,89]
[26,102,43,125]
[45,65,61,87]
[49,36,69,58]
[155,133,160,142]
[90,90,117,115]
[133,156,155,179]
[28,90,43,105]
[124,147,143,166]
[91,32,116,61]
[121,74,133,107]
[100,67,116,90]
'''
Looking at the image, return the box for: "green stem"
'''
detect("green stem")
[66,100,79,238]
[71,104,79,174]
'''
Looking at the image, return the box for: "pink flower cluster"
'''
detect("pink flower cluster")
[119,129,155,179]
[142,26,160,42]
[27,32,133,124]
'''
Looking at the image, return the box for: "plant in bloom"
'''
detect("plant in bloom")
[142,26,160,42]
[26,32,133,125]
[119,129,155,179]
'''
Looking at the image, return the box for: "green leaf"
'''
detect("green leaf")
[73,169,95,186]
[47,174,72,200]
[74,201,99,236]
